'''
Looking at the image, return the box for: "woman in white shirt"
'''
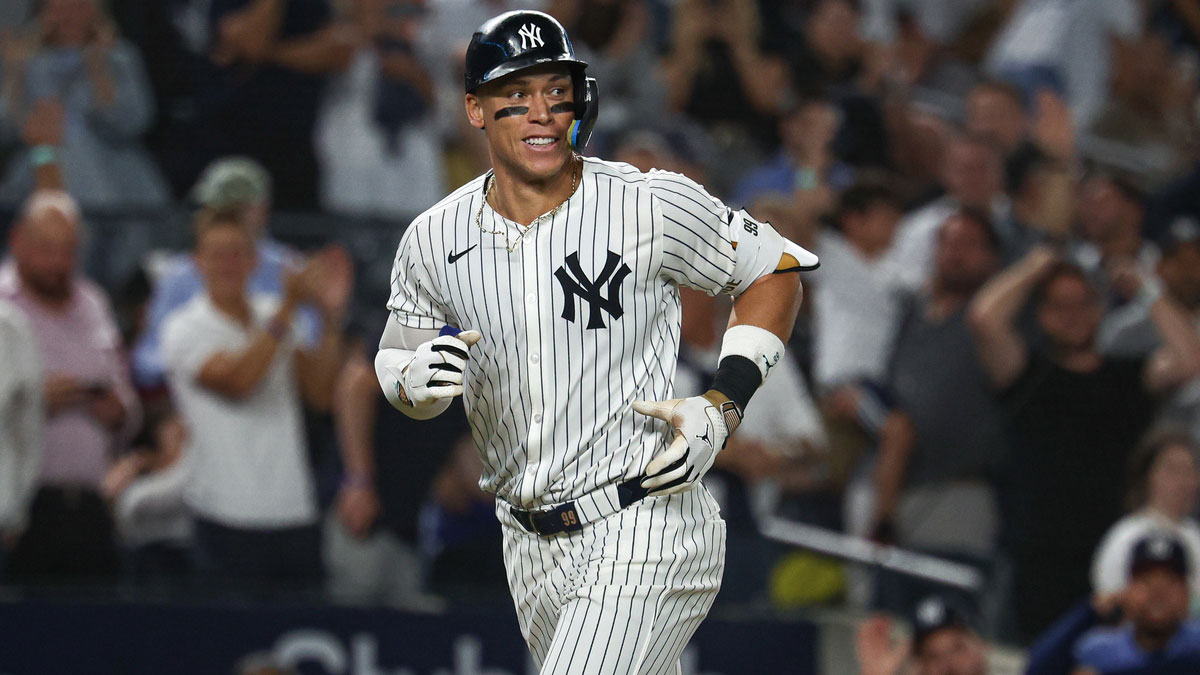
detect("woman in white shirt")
[1091,430,1200,597]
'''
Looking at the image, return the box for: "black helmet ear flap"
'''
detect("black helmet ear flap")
[569,77,599,150]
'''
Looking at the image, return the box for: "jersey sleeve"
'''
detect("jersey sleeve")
[648,170,813,296]
[386,220,453,330]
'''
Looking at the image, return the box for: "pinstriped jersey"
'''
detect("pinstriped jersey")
[387,157,774,508]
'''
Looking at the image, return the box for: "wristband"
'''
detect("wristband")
[710,356,761,412]
[718,325,785,381]
[30,145,57,167]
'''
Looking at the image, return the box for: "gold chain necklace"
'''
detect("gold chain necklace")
[475,158,580,253]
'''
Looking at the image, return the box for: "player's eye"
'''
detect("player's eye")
[549,87,566,97]
[508,90,525,100]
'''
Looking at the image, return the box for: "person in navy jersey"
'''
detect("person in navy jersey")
[1072,532,1200,674]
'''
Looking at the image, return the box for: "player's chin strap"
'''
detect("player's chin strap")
[706,324,786,433]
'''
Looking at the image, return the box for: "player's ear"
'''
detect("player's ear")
[465,94,486,131]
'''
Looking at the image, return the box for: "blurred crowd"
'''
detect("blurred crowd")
[3,0,1200,669]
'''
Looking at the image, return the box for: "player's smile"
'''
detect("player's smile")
[523,135,559,150]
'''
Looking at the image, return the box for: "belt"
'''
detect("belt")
[508,477,651,536]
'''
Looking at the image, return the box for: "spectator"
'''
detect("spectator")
[0,0,169,209]
[102,411,192,588]
[321,330,466,609]
[856,595,990,675]
[420,432,506,602]
[190,0,353,211]
[733,97,854,213]
[551,0,666,137]
[806,182,906,397]
[964,79,1030,161]
[161,209,349,594]
[869,209,1006,613]
[0,189,140,585]
[967,246,1200,637]
[1092,431,1200,598]
[761,0,863,99]
[1071,171,1158,298]
[1099,219,1200,443]
[660,0,790,190]
[1073,532,1200,673]
[1082,29,1196,189]
[888,135,1008,291]
[1101,218,1200,359]
[0,297,41,576]
[984,0,1141,129]
[315,0,445,219]
[132,157,318,389]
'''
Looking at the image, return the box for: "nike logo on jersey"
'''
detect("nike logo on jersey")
[448,245,477,264]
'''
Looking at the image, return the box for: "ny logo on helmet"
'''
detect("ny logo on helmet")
[518,23,543,50]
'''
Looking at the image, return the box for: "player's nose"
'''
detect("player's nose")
[527,95,553,124]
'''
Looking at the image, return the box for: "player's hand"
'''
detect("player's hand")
[398,330,482,406]
[632,392,735,495]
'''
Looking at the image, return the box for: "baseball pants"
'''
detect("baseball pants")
[497,484,726,674]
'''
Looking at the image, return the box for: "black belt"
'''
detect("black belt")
[508,478,651,536]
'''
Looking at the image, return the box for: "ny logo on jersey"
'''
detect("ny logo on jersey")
[518,23,543,50]
[554,251,632,329]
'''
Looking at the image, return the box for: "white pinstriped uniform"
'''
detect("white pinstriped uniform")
[387,157,781,673]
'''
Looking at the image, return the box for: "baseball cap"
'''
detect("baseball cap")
[911,595,972,653]
[191,157,272,209]
[1129,532,1189,580]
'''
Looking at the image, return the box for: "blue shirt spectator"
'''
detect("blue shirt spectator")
[0,0,169,209]
[1075,622,1200,673]
[133,238,316,387]
[131,157,317,388]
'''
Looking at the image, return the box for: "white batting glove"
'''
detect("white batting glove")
[397,330,482,406]
[632,393,738,496]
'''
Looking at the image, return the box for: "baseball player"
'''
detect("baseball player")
[375,10,816,674]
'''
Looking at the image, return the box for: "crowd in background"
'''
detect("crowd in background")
[3,0,1200,668]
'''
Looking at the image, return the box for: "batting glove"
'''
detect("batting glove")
[632,393,741,496]
[397,330,482,407]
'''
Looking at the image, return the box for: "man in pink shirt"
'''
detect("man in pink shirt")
[0,189,139,585]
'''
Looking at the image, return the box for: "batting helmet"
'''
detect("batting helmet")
[464,10,599,150]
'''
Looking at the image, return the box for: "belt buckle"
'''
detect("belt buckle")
[510,505,544,535]
[528,509,547,536]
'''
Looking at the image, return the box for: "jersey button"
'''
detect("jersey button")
[530,353,539,364]
[532,413,542,424]
[526,293,536,305]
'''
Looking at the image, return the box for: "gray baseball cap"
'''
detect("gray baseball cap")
[191,156,272,209]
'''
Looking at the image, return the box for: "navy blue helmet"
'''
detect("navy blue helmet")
[464,10,599,149]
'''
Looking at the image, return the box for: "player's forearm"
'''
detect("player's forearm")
[728,272,803,343]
